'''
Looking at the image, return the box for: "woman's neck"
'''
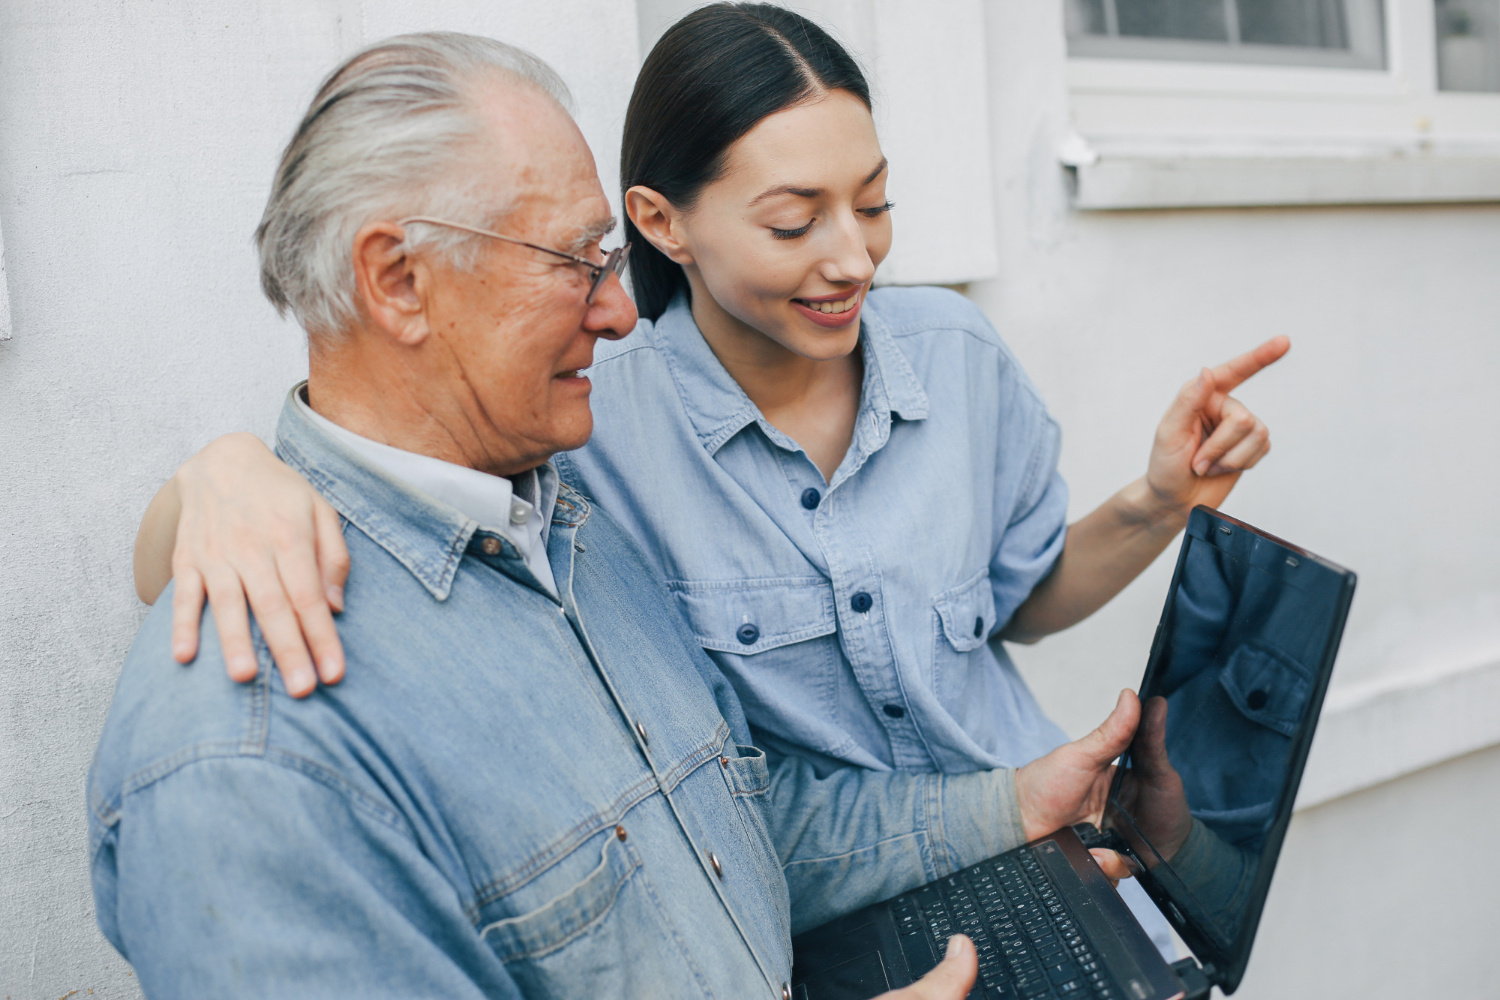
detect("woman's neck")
[685,277,863,483]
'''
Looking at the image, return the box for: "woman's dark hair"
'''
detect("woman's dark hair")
[621,3,872,321]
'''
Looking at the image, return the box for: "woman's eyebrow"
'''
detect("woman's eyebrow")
[747,158,889,207]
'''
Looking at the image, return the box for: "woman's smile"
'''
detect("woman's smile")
[791,285,865,327]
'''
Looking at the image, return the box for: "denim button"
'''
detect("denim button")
[480,536,502,556]
[1247,689,1269,710]
[973,616,984,638]
[883,703,906,719]
[800,487,821,510]
[851,591,873,613]
[736,623,760,645]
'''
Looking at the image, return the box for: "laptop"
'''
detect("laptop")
[791,506,1357,1000]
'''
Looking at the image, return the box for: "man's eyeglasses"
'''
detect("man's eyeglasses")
[398,216,631,304]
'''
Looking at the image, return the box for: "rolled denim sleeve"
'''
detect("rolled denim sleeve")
[990,390,1069,631]
[767,757,1027,933]
[92,755,515,999]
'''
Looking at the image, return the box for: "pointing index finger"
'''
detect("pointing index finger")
[1209,335,1290,393]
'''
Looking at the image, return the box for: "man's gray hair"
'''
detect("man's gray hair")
[256,32,573,339]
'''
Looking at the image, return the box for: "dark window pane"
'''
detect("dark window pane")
[1238,0,1348,48]
[1065,0,1109,36]
[1436,0,1500,91]
[1116,0,1229,42]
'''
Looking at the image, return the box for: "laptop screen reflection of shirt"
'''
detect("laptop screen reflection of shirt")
[1105,515,1354,987]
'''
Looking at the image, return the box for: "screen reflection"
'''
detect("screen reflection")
[1107,530,1340,950]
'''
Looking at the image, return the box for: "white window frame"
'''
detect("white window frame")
[1060,0,1500,208]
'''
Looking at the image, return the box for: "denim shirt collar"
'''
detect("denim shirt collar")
[650,293,929,459]
[274,385,587,602]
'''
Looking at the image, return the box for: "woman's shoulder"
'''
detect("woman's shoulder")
[864,285,1008,350]
[591,314,666,369]
[864,285,1034,393]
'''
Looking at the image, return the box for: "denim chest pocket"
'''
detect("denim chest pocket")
[480,831,641,965]
[478,829,707,998]
[1218,642,1313,737]
[933,569,998,654]
[668,578,837,654]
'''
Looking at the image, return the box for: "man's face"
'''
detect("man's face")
[420,82,635,474]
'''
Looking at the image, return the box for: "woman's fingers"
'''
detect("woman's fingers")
[313,496,349,614]
[241,554,319,697]
[1208,336,1289,394]
[277,525,345,687]
[1191,398,1264,476]
[170,566,205,664]
[1204,419,1270,477]
[202,569,258,683]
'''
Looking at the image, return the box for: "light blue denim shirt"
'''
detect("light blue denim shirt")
[557,287,1072,777]
[88,389,1029,998]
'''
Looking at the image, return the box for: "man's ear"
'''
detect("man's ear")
[351,222,431,345]
[625,186,694,266]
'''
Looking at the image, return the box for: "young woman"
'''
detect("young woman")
[136,0,1282,910]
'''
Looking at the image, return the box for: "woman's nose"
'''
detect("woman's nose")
[820,211,877,286]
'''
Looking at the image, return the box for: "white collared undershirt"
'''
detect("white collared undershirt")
[295,392,559,598]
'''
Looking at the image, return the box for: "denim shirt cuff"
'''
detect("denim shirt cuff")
[935,767,1028,873]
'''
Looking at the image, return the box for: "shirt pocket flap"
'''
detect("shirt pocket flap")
[721,744,770,797]
[934,570,998,653]
[669,579,837,654]
[1218,643,1313,737]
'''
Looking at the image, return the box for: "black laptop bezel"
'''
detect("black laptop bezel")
[1104,505,1356,994]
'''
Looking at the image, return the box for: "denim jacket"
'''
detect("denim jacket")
[88,389,1027,998]
[557,287,1071,776]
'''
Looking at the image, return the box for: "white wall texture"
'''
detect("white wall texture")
[2,2,1497,998]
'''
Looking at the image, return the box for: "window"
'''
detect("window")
[1066,0,1387,69]
[1436,0,1500,90]
[1061,0,1500,209]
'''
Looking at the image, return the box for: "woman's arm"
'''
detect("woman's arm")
[1003,337,1288,644]
[133,432,349,697]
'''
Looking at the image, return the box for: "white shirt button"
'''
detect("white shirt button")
[509,500,530,526]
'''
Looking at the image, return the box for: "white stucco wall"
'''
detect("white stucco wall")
[2,1,1497,998]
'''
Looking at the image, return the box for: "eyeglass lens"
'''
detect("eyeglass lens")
[586,244,631,304]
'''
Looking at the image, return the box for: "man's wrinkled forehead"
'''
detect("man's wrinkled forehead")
[468,76,612,243]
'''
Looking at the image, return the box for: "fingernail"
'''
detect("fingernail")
[1193,461,1209,476]
[946,934,970,958]
[320,659,344,684]
[327,585,344,612]
[231,655,257,677]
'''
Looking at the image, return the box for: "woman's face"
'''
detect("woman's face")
[655,89,892,361]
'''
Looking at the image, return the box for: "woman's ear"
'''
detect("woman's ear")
[625,186,695,266]
[351,222,432,346]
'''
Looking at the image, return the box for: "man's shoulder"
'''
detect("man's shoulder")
[90,594,282,822]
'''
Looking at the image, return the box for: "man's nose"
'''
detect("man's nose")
[583,269,637,341]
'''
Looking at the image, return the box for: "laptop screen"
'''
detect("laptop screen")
[1103,509,1354,990]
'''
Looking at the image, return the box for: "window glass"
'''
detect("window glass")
[1065,0,1387,69]
[1436,0,1500,91]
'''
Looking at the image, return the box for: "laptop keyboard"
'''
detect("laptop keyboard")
[889,849,1121,1000]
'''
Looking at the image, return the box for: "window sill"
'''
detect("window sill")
[1062,137,1500,209]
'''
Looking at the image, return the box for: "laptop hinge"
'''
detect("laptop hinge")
[1071,822,1108,849]
[1170,958,1213,1000]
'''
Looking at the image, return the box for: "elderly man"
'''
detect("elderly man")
[89,33,1135,999]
